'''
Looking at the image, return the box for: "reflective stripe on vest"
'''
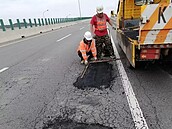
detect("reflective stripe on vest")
[77,40,97,60]
[95,14,107,31]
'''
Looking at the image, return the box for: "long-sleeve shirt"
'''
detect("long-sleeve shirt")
[77,40,97,60]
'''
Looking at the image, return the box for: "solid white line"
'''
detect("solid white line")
[110,34,149,129]
[0,67,9,73]
[0,42,21,48]
[56,34,71,42]
[80,27,85,30]
[0,29,62,48]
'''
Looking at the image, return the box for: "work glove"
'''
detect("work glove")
[84,60,88,65]
[94,57,97,60]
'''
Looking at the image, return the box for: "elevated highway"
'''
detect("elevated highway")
[0,17,172,129]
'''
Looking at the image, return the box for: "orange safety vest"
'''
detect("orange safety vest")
[95,14,107,31]
[77,40,97,60]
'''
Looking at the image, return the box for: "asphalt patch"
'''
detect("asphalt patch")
[42,117,112,129]
[73,62,116,90]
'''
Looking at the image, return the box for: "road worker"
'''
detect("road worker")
[90,5,115,59]
[77,31,97,65]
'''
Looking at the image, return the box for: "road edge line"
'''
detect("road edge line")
[110,34,149,129]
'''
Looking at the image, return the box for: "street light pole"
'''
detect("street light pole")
[78,0,81,18]
[66,14,71,22]
[66,14,71,18]
[43,9,49,18]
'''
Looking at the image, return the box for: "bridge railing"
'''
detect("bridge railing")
[0,17,91,43]
[0,17,91,31]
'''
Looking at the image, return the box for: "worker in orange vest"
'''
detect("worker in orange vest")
[77,31,97,65]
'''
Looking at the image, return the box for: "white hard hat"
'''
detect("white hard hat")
[84,31,92,40]
[96,6,103,13]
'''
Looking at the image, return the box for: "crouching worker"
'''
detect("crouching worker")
[77,31,97,65]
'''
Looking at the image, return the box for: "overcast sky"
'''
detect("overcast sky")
[0,0,118,22]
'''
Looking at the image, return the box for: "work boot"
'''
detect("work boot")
[101,53,105,57]
[110,54,116,59]
[110,56,115,59]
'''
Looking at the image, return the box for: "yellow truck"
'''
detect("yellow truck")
[116,0,172,68]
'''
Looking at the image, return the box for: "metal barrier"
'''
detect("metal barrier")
[0,17,91,31]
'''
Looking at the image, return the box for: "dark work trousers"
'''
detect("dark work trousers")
[95,34,114,58]
[78,51,93,61]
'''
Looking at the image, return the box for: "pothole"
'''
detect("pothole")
[42,116,112,129]
[73,62,116,90]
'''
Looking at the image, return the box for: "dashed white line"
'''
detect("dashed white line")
[80,27,85,30]
[0,67,9,73]
[110,34,149,129]
[56,34,71,42]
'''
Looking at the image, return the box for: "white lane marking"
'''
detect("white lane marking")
[56,34,71,42]
[0,67,9,73]
[0,41,30,48]
[80,27,85,30]
[0,30,62,48]
[110,35,149,129]
[0,42,18,48]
